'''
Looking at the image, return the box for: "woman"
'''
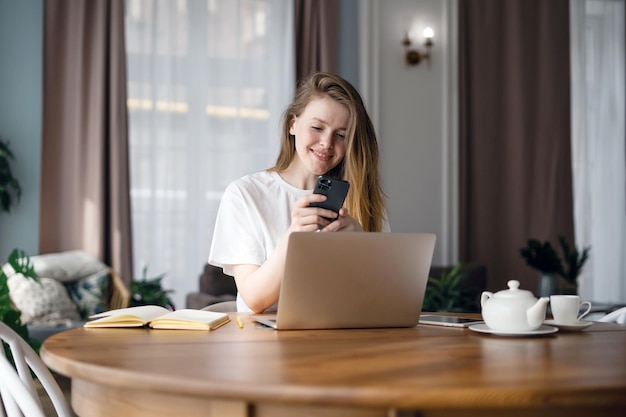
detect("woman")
[209,72,388,313]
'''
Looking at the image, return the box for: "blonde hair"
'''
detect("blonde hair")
[270,72,386,232]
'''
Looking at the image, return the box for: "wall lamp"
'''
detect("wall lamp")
[402,27,434,67]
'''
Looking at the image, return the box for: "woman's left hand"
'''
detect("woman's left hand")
[319,208,363,232]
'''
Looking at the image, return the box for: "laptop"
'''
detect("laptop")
[252,232,436,330]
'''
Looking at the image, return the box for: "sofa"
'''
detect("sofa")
[186,262,487,313]
[4,250,130,342]
[186,263,237,310]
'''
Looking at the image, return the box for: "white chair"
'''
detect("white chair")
[0,354,46,417]
[201,300,237,312]
[0,321,73,417]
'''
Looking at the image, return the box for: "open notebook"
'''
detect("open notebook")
[252,232,436,330]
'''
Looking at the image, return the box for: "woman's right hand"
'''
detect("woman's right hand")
[288,194,338,232]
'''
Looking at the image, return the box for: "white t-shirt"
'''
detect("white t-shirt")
[209,171,310,312]
[209,170,390,312]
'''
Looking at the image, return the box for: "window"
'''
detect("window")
[570,0,625,303]
[125,0,294,307]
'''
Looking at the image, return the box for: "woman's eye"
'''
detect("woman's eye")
[312,126,322,132]
[336,132,346,139]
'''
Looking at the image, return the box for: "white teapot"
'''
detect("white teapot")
[480,280,549,332]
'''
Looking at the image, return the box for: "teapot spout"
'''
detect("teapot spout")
[527,297,549,328]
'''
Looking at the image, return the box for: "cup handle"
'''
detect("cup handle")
[578,301,592,320]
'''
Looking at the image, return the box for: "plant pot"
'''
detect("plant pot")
[560,282,578,295]
[538,273,559,297]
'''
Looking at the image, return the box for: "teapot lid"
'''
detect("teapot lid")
[493,280,535,299]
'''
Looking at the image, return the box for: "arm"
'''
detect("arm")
[231,238,288,313]
[233,193,350,313]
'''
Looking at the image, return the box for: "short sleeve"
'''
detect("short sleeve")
[209,181,266,276]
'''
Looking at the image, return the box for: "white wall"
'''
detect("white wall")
[0,0,43,259]
[360,0,457,266]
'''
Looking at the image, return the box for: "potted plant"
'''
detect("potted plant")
[519,239,563,297]
[423,263,471,312]
[520,236,590,296]
[557,235,590,295]
[0,139,22,213]
[130,266,175,310]
[0,249,41,352]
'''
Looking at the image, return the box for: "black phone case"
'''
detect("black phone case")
[309,175,350,215]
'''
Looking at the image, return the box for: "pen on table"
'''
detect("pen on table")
[237,316,244,328]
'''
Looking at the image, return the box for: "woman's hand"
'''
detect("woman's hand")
[288,194,337,232]
[320,207,363,232]
[289,194,362,233]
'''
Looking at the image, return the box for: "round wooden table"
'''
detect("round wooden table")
[41,313,626,417]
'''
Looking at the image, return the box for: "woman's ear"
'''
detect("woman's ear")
[288,116,297,135]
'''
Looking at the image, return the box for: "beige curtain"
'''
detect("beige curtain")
[459,0,574,293]
[41,0,133,284]
[294,0,339,82]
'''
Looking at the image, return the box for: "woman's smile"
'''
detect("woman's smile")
[311,148,333,161]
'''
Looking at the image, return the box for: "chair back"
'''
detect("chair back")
[0,353,46,417]
[0,322,73,417]
[201,301,237,312]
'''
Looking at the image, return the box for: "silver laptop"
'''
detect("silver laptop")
[252,232,436,330]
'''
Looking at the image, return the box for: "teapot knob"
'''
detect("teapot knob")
[507,280,520,290]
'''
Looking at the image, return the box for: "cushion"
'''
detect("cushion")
[199,264,237,295]
[3,250,108,283]
[65,269,111,319]
[31,250,108,282]
[7,273,81,324]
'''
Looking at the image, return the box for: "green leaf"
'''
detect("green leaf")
[130,266,175,309]
[0,248,41,353]
[0,271,12,317]
[8,248,40,283]
[0,139,22,213]
[519,239,563,275]
[423,263,471,312]
[557,235,590,284]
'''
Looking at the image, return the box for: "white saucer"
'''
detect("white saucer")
[544,319,593,332]
[468,323,558,337]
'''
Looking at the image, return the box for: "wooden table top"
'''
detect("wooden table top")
[41,313,626,415]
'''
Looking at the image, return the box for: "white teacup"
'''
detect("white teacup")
[550,295,592,324]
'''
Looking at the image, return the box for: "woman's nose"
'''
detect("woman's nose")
[319,132,334,148]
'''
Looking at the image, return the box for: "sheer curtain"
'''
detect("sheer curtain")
[124,0,294,307]
[570,0,626,303]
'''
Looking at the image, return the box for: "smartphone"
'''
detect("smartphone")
[419,314,484,328]
[309,175,350,220]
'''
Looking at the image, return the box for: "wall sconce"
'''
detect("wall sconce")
[402,27,434,67]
